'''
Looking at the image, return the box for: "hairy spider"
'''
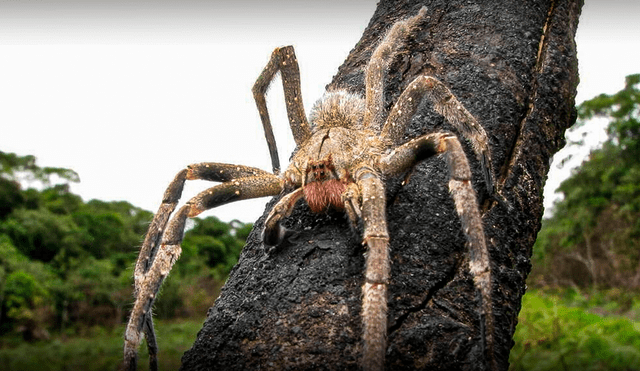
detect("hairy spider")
[123,7,496,371]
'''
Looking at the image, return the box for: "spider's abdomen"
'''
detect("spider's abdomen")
[303,179,346,213]
[309,90,365,129]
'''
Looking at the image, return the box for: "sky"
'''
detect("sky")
[0,0,638,223]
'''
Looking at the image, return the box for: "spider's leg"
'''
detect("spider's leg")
[253,46,311,174]
[380,133,496,370]
[187,173,283,217]
[143,315,158,371]
[351,166,389,371]
[364,6,427,131]
[134,163,273,285]
[379,133,441,177]
[124,204,190,371]
[125,164,281,371]
[382,75,494,195]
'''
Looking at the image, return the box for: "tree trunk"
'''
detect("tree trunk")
[180,0,582,369]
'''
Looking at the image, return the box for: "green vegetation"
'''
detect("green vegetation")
[0,318,203,371]
[529,74,640,290]
[511,290,640,371]
[0,151,251,344]
[510,74,640,369]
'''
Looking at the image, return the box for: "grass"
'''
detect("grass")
[0,318,204,371]
[510,290,640,371]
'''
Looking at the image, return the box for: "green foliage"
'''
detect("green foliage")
[1,271,54,340]
[0,318,203,371]
[0,178,23,219]
[0,150,253,341]
[532,74,640,289]
[510,291,640,371]
[1,208,87,263]
[182,217,246,278]
[0,151,79,187]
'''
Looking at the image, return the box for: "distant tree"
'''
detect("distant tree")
[531,74,640,289]
[0,151,79,219]
[0,151,79,187]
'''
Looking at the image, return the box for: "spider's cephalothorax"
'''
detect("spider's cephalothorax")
[123,7,497,371]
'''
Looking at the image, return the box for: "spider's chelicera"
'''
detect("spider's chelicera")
[123,7,496,371]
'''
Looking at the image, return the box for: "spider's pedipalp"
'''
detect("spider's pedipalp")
[341,182,362,229]
[253,46,311,174]
[263,187,304,246]
[364,6,427,131]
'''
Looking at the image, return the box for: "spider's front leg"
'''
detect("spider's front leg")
[380,133,496,370]
[346,166,390,371]
[253,46,312,174]
[123,163,283,371]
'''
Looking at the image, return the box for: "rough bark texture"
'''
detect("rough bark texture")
[180,0,582,369]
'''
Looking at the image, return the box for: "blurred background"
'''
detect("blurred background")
[0,1,639,370]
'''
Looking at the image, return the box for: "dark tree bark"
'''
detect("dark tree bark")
[180,0,582,369]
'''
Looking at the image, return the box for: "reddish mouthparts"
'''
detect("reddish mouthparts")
[304,179,347,213]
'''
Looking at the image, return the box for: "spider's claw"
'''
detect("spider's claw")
[262,222,287,247]
[263,188,304,246]
[263,201,287,246]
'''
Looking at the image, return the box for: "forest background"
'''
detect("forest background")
[0,75,639,371]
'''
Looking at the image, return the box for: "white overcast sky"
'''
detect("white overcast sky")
[0,0,638,222]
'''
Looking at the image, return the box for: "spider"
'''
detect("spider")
[123,7,496,371]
